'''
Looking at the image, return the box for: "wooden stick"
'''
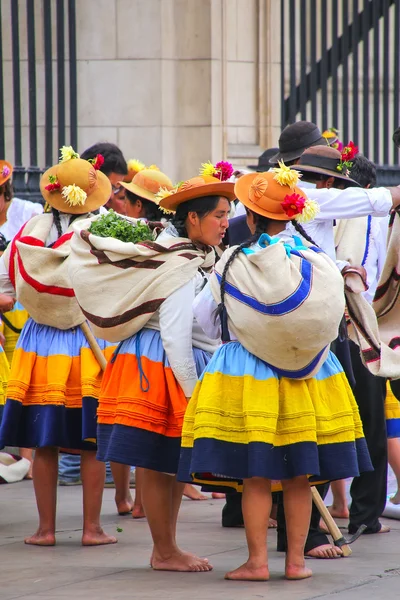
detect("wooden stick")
[311,486,352,557]
[80,321,107,371]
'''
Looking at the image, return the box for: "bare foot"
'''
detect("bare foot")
[225,560,269,581]
[82,527,118,546]
[152,550,212,572]
[212,492,225,499]
[285,563,313,580]
[132,504,146,519]
[319,518,329,534]
[377,524,390,533]
[183,484,208,501]
[24,530,55,546]
[390,493,400,505]
[268,518,277,529]
[306,544,343,559]
[327,504,349,519]
[116,498,134,516]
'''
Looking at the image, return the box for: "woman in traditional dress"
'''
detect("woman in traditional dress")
[96,174,235,572]
[0,148,116,546]
[179,167,372,582]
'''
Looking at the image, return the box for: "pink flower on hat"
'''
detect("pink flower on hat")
[1,165,11,178]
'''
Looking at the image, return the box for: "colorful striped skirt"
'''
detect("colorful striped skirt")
[0,318,114,450]
[178,342,372,486]
[386,381,400,438]
[97,328,212,474]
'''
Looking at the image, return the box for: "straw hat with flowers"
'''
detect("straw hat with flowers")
[120,168,174,203]
[158,160,236,213]
[234,162,320,223]
[40,146,112,214]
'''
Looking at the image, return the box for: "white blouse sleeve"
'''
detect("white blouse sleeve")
[306,187,392,221]
[0,256,16,297]
[193,282,221,340]
[159,279,198,397]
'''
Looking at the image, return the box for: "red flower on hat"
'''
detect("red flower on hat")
[91,154,104,170]
[45,174,61,192]
[281,193,306,218]
[341,141,358,162]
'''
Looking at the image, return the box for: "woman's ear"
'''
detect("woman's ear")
[187,211,198,226]
[325,176,335,189]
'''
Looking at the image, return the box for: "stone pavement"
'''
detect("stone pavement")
[1,480,400,600]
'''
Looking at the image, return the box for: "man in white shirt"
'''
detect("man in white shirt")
[295,149,391,539]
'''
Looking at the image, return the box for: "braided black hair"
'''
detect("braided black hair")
[52,208,63,238]
[216,211,272,341]
[290,220,319,247]
[172,195,224,238]
[0,180,13,203]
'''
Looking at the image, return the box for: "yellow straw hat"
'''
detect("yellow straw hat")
[120,168,173,203]
[40,147,111,214]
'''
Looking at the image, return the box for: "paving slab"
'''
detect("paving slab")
[1,480,400,600]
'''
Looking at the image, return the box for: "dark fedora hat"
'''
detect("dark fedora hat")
[269,121,327,164]
[292,146,360,187]
[247,147,279,171]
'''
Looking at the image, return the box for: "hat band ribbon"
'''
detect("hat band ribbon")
[298,154,342,174]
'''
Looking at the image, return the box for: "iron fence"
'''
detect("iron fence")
[0,0,77,201]
[281,0,400,183]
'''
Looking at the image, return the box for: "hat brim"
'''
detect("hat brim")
[120,180,159,204]
[234,172,291,221]
[292,164,360,187]
[268,136,328,165]
[159,182,236,212]
[40,166,112,214]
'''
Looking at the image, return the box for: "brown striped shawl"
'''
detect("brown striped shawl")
[337,211,400,378]
[69,217,215,343]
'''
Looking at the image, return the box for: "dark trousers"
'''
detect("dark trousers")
[348,341,387,534]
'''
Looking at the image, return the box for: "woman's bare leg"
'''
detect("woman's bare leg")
[225,477,271,581]
[132,466,146,518]
[281,476,313,580]
[141,468,212,572]
[81,451,117,546]
[25,447,58,546]
[110,462,134,515]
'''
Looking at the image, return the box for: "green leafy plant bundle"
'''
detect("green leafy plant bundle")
[88,210,153,243]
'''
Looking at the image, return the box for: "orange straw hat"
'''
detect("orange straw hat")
[40,146,111,214]
[158,160,236,212]
[234,163,320,223]
[0,161,13,187]
[120,168,173,203]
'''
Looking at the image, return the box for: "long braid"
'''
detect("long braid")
[171,214,187,238]
[216,216,270,341]
[291,220,320,248]
[52,208,63,239]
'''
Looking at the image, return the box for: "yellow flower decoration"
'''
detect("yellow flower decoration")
[148,164,160,171]
[295,198,320,223]
[272,160,301,188]
[158,205,175,216]
[154,186,174,204]
[59,145,80,162]
[127,158,145,173]
[61,184,87,207]
[199,161,217,178]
